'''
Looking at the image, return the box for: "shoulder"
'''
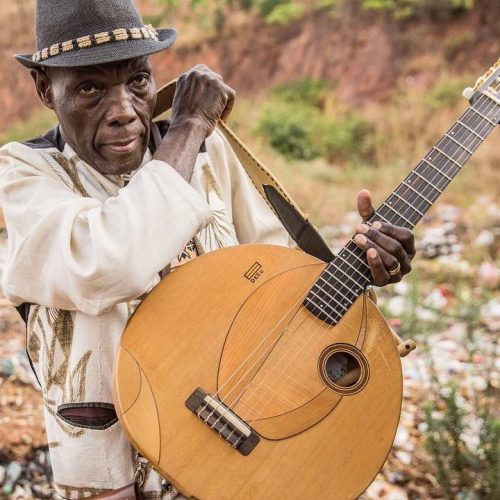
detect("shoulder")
[0,128,62,179]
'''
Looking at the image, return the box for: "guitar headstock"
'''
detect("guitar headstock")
[463,59,500,124]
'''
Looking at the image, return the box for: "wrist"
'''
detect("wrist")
[169,116,209,138]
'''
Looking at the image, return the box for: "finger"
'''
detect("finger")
[354,233,403,284]
[220,88,236,122]
[372,221,416,258]
[356,223,412,274]
[357,190,374,221]
[366,248,390,286]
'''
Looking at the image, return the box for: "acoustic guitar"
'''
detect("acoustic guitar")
[114,61,499,499]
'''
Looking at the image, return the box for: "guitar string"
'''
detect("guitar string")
[384,92,498,228]
[197,288,314,428]
[301,92,498,322]
[198,90,498,431]
[226,92,500,420]
[245,93,500,413]
[202,92,498,427]
[319,92,499,317]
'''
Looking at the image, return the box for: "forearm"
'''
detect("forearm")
[153,118,207,182]
[0,153,213,315]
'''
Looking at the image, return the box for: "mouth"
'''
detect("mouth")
[103,136,140,154]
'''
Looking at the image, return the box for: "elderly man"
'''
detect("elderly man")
[0,0,415,498]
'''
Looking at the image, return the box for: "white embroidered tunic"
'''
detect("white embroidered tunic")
[0,127,293,498]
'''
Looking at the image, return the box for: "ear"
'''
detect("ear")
[30,68,54,109]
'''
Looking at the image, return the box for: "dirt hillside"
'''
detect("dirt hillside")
[1,1,499,136]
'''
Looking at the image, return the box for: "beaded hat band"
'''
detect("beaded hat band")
[32,25,159,64]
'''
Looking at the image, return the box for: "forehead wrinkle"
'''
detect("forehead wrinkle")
[76,57,150,75]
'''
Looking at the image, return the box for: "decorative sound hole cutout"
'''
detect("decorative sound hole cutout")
[318,344,369,395]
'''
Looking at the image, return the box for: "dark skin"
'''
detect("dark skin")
[31,58,415,286]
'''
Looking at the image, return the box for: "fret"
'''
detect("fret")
[448,124,484,153]
[309,287,347,313]
[381,202,414,226]
[461,108,494,132]
[316,277,353,306]
[401,181,434,205]
[444,133,474,155]
[421,159,453,181]
[316,283,352,311]
[304,297,339,323]
[322,267,362,296]
[469,106,496,125]
[390,192,424,216]
[374,212,391,224]
[410,170,443,193]
[456,119,485,140]
[432,146,465,170]
[305,79,498,327]
[325,264,367,293]
[341,245,371,272]
[335,252,370,280]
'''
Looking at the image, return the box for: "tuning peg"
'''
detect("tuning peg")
[462,87,475,101]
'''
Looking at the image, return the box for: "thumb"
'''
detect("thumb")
[357,189,374,221]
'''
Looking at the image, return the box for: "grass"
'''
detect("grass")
[1,76,497,228]
[230,77,499,226]
[0,108,56,146]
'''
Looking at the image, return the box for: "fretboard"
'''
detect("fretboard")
[305,91,499,324]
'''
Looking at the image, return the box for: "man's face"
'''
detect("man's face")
[40,57,157,175]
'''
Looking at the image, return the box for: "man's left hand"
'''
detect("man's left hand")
[353,189,415,286]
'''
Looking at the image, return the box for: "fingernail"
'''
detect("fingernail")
[373,221,382,229]
[354,234,367,244]
[357,224,369,234]
[367,248,378,259]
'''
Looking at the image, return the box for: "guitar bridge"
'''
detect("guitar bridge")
[185,388,260,456]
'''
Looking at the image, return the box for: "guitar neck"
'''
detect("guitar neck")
[305,91,499,325]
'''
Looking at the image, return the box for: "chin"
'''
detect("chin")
[98,153,144,176]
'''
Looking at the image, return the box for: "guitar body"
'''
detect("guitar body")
[114,244,403,499]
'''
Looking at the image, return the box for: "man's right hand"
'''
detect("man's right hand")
[171,64,236,136]
[153,65,235,182]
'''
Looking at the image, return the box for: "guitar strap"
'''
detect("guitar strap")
[154,80,334,263]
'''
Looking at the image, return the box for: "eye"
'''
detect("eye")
[131,72,151,87]
[78,82,100,96]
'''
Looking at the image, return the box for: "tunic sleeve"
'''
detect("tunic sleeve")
[0,142,213,316]
[205,129,295,248]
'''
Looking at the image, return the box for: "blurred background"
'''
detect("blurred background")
[0,0,498,498]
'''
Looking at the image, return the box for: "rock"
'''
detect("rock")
[2,461,22,496]
[395,450,413,466]
[365,479,409,499]
[0,358,14,377]
[474,229,494,247]
[477,261,500,288]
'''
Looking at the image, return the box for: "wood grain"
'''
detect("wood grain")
[114,244,403,499]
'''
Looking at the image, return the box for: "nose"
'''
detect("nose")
[105,85,137,127]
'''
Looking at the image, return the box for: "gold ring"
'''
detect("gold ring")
[388,263,401,276]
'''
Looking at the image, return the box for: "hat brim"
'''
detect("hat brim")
[15,28,177,68]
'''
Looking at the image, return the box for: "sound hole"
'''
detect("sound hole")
[325,352,361,387]
[318,344,369,395]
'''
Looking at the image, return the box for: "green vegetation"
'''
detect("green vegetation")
[425,78,471,108]
[152,0,474,31]
[0,108,56,145]
[256,79,374,163]
[424,384,499,499]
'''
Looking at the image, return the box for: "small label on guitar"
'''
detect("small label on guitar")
[244,262,263,283]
